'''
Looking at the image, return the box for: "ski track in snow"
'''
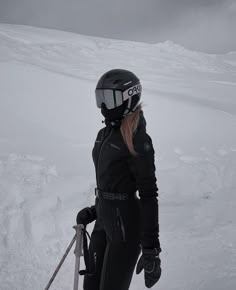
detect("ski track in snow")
[0,24,236,290]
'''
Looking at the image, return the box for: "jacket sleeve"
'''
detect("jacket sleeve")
[89,204,97,220]
[91,194,100,219]
[127,129,160,249]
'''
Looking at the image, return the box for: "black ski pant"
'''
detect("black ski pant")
[83,193,142,290]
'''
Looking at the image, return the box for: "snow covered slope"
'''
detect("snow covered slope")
[0,24,236,290]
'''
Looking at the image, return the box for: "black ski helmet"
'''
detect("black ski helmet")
[95,69,142,121]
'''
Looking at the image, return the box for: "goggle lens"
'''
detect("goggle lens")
[95,83,141,109]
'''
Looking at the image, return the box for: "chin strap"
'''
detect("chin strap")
[103,118,122,128]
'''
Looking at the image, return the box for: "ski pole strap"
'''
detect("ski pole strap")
[79,227,96,276]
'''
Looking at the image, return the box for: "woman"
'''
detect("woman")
[76,69,162,290]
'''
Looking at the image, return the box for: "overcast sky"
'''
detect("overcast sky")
[0,0,235,53]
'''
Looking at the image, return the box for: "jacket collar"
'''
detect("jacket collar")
[138,109,146,130]
[103,109,146,130]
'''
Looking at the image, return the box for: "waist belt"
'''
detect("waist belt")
[95,188,137,200]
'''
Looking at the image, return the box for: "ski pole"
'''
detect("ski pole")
[45,234,76,290]
[73,224,84,290]
[44,224,84,290]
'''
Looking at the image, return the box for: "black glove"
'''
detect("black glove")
[76,205,97,226]
[136,247,162,288]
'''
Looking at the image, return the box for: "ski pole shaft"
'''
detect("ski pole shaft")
[73,224,84,290]
[45,234,77,290]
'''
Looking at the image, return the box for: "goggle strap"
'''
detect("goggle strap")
[123,97,132,115]
[122,97,140,117]
[131,100,140,112]
[122,84,142,101]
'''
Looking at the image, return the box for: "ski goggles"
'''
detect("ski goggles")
[95,83,142,109]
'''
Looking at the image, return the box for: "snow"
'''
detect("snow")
[0,23,236,290]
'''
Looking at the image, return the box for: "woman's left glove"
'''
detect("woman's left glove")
[76,205,97,226]
[136,247,162,288]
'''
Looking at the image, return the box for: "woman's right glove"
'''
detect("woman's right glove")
[136,247,162,288]
[76,205,97,226]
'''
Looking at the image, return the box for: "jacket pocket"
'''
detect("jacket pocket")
[116,207,126,242]
[109,142,121,151]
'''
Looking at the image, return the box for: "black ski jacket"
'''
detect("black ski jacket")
[92,110,160,249]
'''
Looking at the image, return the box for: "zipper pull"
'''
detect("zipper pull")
[116,207,120,227]
[116,207,126,242]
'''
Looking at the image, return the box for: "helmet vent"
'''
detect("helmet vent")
[123,80,132,86]
[113,79,122,84]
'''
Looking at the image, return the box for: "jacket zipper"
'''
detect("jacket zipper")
[96,126,113,189]
[116,207,126,242]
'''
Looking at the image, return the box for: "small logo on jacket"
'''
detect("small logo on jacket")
[144,142,151,151]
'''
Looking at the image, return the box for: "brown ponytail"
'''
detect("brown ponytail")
[120,103,143,156]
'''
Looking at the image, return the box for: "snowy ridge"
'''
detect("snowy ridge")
[1,23,236,80]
